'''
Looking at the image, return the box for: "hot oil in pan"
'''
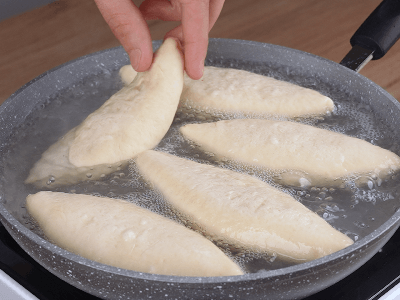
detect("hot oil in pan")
[1,59,400,274]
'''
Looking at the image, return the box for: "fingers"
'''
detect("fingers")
[140,0,182,21]
[142,0,225,79]
[159,0,209,80]
[180,0,225,79]
[95,0,225,78]
[209,0,225,29]
[180,0,210,79]
[94,0,153,72]
[141,0,224,27]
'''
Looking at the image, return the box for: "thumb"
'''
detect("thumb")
[94,0,153,72]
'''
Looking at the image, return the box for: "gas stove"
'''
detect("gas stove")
[1,222,399,300]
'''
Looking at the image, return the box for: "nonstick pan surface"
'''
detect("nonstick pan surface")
[1,39,400,299]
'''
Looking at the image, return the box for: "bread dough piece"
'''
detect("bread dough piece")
[25,38,183,187]
[181,67,335,118]
[135,150,353,262]
[119,64,138,85]
[26,191,243,277]
[180,119,400,187]
[120,65,334,118]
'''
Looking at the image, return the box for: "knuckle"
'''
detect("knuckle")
[105,13,132,37]
[178,0,208,4]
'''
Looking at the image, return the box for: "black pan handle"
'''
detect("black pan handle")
[351,0,400,60]
[340,0,400,72]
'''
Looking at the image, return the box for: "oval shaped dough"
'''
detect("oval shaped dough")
[180,119,400,187]
[135,150,354,262]
[25,38,183,187]
[26,191,243,277]
[120,65,334,118]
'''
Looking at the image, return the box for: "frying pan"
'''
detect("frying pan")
[1,0,400,299]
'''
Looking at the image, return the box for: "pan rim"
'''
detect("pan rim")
[1,38,400,286]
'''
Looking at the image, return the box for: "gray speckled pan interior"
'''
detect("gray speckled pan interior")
[1,39,400,299]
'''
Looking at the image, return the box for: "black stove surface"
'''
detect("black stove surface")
[1,222,399,300]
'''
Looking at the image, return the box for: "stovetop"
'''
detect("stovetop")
[1,222,399,300]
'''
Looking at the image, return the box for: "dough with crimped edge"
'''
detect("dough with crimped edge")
[26,191,243,277]
[25,38,183,188]
[120,65,334,118]
[180,119,400,187]
[135,150,354,262]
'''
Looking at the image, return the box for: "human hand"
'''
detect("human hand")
[94,0,225,80]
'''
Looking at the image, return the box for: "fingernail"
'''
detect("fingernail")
[130,49,142,71]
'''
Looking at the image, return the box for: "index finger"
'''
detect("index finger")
[180,0,210,79]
